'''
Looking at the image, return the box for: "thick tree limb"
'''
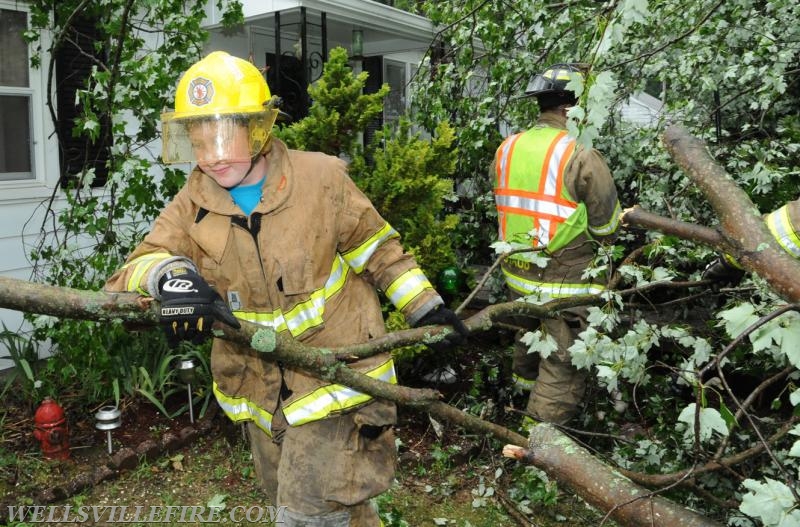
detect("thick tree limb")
[504,423,722,527]
[621,205,725,248]
[622,125,800,302]
[0,275,719,526]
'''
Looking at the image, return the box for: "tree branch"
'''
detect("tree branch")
[0,275,721,526]
[621,124,800,302]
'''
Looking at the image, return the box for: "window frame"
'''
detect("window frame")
[0,0,60,200]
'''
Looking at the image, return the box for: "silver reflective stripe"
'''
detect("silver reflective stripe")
[213,382,273,436]
[543,135,573,196]
[342,223,399,273]
[766,206,800,257]
[495,193,577,219]
[502,268,605,298]
[589,200,622,237]
[283,360,397,426]
[497,134,522,189]
[233,255,350,337]
[385,268,433,310]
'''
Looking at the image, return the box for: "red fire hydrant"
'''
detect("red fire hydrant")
[33,397,70,460]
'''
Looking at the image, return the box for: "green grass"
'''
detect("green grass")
[3,426,612,527]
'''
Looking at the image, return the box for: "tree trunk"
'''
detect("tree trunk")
[622,124,800,302]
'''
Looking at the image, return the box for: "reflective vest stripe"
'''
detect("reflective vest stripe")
[496,133,522,189]
[553,138,576,196]
[502,267,605,299]
[213,381,274,436]
[495,191,579,221]
[282,359,397,426]
[589,200,622,237]
[539,131,569,195]
[766,205,800,257]
[233,254,350,337]
[123,252,172,295]
[385,268,435,310]
[342,223,400,273]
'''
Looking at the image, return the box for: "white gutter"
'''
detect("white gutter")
[205,0,435,39]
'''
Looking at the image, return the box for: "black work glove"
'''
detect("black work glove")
[702,256,745,288]
[158,268,240,346]
[412,305,470,353]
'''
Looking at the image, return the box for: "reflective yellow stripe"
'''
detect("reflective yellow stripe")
[513,373,536,390]
[233,255,350,337]
[233,309,288,333]
[766,205,800,258]
[282,359,397,426]
[723,253,744,270]
[385,268,434,310]
[342,223,399,273]
[502,267,605,299]
[589,200,622,237]
[122,252,172,295]
[213,381,274,436]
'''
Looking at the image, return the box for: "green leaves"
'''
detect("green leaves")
[22,0,229,412]
[718,303,800,367]
[677,403,729,444]
[740,478,800,526]
[520,330,558,360]
[276,47,389,157]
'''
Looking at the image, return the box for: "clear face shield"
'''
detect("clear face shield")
[160,110,279,165]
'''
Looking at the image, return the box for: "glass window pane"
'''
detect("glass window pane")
[0,95,33,180]
[384,60,406,121]
[0,9,29,87]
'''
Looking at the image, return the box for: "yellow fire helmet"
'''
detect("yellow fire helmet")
[161,51,279,164]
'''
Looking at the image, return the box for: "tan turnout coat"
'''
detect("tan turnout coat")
[106,139,442,433]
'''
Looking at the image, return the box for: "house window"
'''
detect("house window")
[0,8,34,181]
[384,59,407,124]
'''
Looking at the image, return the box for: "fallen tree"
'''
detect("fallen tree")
[621,124,800,302]
[4,124,796,526]
[0,274,721,527]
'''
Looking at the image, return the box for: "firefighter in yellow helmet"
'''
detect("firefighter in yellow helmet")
[106,51,467,526]
[491,63,622,426]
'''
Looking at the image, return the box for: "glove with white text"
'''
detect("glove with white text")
[158,268,240,346]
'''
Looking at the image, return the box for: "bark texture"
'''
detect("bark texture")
[505,424,722,527]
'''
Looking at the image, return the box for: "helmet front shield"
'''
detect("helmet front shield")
[161,109,279,165]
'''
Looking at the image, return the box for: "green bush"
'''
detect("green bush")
[350,119,459,280]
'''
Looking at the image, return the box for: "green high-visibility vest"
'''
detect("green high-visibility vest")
[494,126,588,253]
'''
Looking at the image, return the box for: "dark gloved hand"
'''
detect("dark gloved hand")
[702,256,745,288]
[413,305,470,352]
[158,268,240,346]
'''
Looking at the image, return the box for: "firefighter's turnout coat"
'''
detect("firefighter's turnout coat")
[106,139,443,434]
[766,200,800,258]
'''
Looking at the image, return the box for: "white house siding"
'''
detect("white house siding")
[619,92,664,127]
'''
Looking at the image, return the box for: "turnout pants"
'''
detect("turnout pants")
[511,306,589,424]
[247,400,396,527]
